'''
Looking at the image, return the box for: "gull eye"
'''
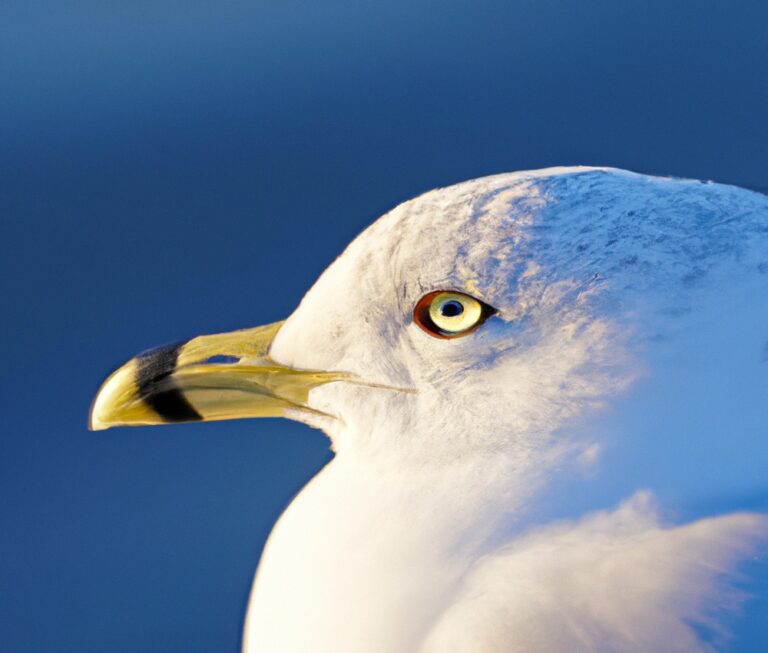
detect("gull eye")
[413,290,497,339]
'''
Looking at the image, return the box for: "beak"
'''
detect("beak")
[89,321,349,430]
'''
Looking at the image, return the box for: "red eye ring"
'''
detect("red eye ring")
[413,290,497,339]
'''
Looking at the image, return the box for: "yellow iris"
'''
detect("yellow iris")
[427,292,483,333]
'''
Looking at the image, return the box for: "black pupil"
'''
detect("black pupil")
[440,300,464,317]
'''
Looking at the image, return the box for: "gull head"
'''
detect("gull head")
[90,166,768,469]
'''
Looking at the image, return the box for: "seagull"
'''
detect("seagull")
[90,167,768,652]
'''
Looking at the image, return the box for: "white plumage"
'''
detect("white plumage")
[240,167,768,652]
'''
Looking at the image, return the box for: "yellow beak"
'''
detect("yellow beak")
[89,321,350,430]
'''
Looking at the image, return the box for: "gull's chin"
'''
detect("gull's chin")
[284,378,416,438]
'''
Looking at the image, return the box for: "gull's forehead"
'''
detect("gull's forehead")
[354,166,621,308]
[343,170,541,304]
[384,173,549,304]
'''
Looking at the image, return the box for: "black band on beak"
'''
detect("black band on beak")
[135,342,202,423]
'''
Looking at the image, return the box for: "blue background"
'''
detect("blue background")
[2,2,767,651]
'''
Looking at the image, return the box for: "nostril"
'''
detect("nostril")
[203,355,241,365]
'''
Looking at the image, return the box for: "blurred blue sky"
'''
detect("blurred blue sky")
[1,2,767,651]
